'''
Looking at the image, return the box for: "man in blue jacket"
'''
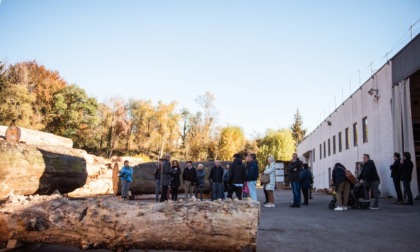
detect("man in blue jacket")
[246,154,259,201]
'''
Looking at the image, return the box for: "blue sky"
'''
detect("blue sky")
[0,0,419,138]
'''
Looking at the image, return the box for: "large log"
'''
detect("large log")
[0,125,73,148]
[113,161,232,195]
[0,194,260,251]
[0,141,87,199]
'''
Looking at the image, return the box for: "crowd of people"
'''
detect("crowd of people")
[119,151,415,209]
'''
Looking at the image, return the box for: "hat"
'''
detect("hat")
[233,153,242,159]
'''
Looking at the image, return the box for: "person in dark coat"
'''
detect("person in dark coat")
[390,152,403,204]
[170,160,181,201]
[183,161,197,199]
[228,154,246,200]
[160,154,173,202]
[400,152,414,205]
[154,160,163,202]
[287,153,302,208]
[195,164,206,201]
[358,154,381,209]
[332,163,351,210]
[209,160,224,200]
[246,154,259,201]
[300,163,313,206]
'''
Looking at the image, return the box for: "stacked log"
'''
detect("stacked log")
[113,161,231,195]
[0,141,87,199]
[0,125,73,148]
[0,194,259,251]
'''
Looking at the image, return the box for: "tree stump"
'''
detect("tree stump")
[0,194,260,251]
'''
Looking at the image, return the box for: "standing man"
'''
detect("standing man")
[390,153,403,204]
[209,160,224,200]
[287,153,302,208]
[228,154,246,200]
[160,154,172,202]
[359,154,381,210]
[247,154,259,201]
[400,152,414,205]
[183,161,197,199]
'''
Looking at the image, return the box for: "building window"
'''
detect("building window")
[319,144,322,160]
[353,122,358,146]
[338,132,342,152]
[323,141,326,158]
[333,135,336,154]
[328,139,331,156]
[312,148,315,162]
[345,128,349,150]
[363,117,368,143]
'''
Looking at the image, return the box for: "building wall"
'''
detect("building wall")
[297,63,396,196]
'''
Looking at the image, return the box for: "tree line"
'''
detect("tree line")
[0,61,307,165]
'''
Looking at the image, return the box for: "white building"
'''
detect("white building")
[297,34,420,199]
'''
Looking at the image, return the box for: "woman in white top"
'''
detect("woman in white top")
[264,156,276,207]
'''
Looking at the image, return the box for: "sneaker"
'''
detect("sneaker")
[370,205,379,210]
[334,206,343,211]
[343,207,348,211]
[264,204,271,207]
[269,203,275,208]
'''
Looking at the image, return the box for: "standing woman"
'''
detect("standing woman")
[400,152,414,205]
[332,163,351,211]
[300,163,313,205]
[196,164,206,201]
[171,160,181,201]
[118,160,133,200]
[263,156,276,207]
[154,159,163,202]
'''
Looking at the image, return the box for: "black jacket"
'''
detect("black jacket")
[400,159,413,181]
[171,167,181,187]
[332,163,347,187]
[155,165,161,180]
[209,165,224,183]
[287,159,302,182]
[229,158,246,184]
[358,160,380,182]
[390,159,401,179]
[246,160,259,181]
[183,167,197,185]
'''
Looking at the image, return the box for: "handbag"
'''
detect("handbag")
[340,167,357,184]
[260,174,270,184]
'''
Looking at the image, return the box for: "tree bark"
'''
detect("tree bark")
[0,194,259,251]
[112,161,232,195]
[0,141,87,199]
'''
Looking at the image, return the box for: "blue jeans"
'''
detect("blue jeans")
[291,181,301,206]
[212,182,224,200]
[248,180,257,201]
[121,180,131,198]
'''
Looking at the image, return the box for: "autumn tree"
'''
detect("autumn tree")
[217,126,246,161]
[47,84,99,149]
[290,109,307,148]
[256,129,295,165]
[6,61,66,130]
[0,63,37,127]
